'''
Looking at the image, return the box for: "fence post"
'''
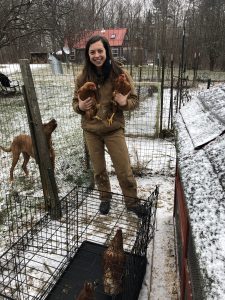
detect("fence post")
[168,54,174,129]
[19,59,61,220]
[160,55,165,134]
[179,24,186,108]
[137,65,142,102]
[193,52,197,86]
[207,78,211,89]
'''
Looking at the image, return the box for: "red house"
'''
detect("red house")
[68,28,129,63]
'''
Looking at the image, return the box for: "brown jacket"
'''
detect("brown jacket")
[72,69,138,134]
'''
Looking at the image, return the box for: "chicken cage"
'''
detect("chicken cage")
[0,186,158,300]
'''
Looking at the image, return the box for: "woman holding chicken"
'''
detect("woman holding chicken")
[72,35,147,218]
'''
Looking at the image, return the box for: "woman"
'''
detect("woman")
[72,35,147,218]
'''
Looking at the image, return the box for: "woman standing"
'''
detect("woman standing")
[72,35,147,218]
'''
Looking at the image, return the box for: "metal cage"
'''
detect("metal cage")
[0,186,158,300]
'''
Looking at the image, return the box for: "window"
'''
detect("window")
[110,34,116,39]
[70,50,75,61]
[112,48,119,57]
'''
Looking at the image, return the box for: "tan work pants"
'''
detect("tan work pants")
[84,128,138,207]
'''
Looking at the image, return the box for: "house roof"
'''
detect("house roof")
[174,84,225,299]
[73,28,127,49]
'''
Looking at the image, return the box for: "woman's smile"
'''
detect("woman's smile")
[89,40,106,68]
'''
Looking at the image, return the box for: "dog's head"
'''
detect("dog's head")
[43,119,57,136]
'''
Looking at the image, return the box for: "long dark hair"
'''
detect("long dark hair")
[80,35,122,85]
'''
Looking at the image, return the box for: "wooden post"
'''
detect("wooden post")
[19,59,61,220]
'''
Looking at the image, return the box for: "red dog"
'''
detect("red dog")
[0,119,57,181]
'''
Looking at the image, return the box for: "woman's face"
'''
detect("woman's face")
[88,40,107,68]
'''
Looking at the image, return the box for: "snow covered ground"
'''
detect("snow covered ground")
[0,62,179,300]
[109,175,178,300]
[0,175,178,300]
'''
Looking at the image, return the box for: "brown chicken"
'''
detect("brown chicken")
[78,82,97,120]
[114,73,131,96]
[76,281,95,300]
[103,228,126,295]
[107,73,131,125]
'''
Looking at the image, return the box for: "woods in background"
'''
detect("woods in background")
[0,0,224,71]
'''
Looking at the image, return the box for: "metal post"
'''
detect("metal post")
[168,54,174,129]
[137,65,142,102]
[193,52,197,86]
[160,55,165,134]
[207,78,211,89]
[179,25,185,108]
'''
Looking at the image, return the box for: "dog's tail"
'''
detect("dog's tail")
[0,145,11,152]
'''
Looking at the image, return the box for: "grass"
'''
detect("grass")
[131,147,152,176]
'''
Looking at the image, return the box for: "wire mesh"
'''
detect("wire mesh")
[0,54,176,198]
[187,227,207,300]
[174,181,207,300]
[0,43,174,300]
[0,186,158,300]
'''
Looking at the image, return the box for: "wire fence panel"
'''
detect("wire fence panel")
[0,51,176,286]
[0,56,176,202]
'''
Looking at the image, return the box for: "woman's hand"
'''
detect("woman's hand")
[113,92,129,107]
[78,96,93,111]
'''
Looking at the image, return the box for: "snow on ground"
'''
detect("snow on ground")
[175,84,225,299]
[109,174,178,300]
[1,64,223,299]
[0,63,49,75]
[0,63,179,299]
[0,156,178,300]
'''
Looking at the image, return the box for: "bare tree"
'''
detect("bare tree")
[198,0,225,70]
[1,0,225,69]
[0,0,38,49]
